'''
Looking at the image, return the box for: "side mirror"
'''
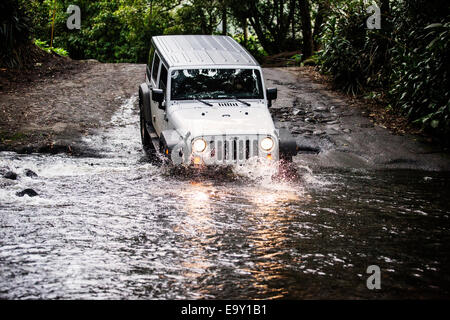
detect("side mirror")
[266,87,277,107]
[152,88,165,110]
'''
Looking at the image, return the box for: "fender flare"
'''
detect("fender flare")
[160,130,186,164]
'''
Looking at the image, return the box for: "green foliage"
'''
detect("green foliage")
[388,1,450,137]
[318,1,376,94]
[34,39,68,56]
[291,53,303,65]
[3,0,449,139]
[318,0,449,138]
[165,0,221,35]
[0,0,32,68]
[233,34,268,62]
[301,53,320,66]
[26,0,172,63]
[227,0,299,55]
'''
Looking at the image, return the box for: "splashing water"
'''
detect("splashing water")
[1,96,450,299]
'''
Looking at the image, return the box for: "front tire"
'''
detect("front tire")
[280,152,293,162]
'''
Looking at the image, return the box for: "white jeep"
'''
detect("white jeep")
[138,35,297,165]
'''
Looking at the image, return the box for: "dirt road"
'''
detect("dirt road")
[265,67,450,171]
[0,61,144,154]
[1,62,449,170]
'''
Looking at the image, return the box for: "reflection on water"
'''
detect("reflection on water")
[1,96,450,299]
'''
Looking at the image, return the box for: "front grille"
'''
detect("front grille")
[204,135,260,164]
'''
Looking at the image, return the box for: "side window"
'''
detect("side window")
[159,64,168,90]
[148,45,155,67]
[151,53,160,83]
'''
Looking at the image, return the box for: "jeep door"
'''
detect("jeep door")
[149,52,166,135]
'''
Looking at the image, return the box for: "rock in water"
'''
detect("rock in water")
[313,105,328,112]
[24,169,38,178]
[4,171,18,180]
[16,189,38,197]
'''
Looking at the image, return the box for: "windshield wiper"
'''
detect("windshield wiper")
[231,97,251,106]
[195,98,213,106]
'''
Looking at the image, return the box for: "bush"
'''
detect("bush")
[318,0,449,139]
[233,34,268,63]
[388,0,449,137]
[28,0,167,63]
[317,2,374,94]
[34,39,68,56]
[0,0,32,68]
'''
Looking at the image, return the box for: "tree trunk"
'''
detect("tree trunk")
[243,18,248,46]
[249,15,277,54]
[222,6,227,35]
[298,0,313,58]
[312,0,329,51]
[291,0,296,40]
[247,0,278,55]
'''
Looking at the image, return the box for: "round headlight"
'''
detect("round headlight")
[192,138,207,153]
[260,137,274,151]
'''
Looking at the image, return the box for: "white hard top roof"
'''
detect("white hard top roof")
[151,35,259,68]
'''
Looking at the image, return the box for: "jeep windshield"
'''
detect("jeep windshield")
[170,68,264,101]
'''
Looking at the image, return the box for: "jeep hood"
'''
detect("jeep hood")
[168,106,276,137]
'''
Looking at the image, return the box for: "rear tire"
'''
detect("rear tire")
[139,97,153,151]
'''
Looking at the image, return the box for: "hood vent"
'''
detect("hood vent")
[218,102,239,107]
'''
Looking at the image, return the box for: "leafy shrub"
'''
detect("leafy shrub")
[318,0,449,139]
[388,0,449,137]
[28,0,166,63]
[34,39,68,56]
[317,2,372,94]
[0,0,32,68]
[233,34,268,63]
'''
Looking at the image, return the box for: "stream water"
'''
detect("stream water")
[1,97,449,299]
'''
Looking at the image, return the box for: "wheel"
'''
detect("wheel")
[139,96,152,151]
[280,152,293,162]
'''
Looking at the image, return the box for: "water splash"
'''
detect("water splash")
[2,95,449,299]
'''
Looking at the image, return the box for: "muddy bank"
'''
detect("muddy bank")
[0,61,145,155]
[265,67,450,171]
